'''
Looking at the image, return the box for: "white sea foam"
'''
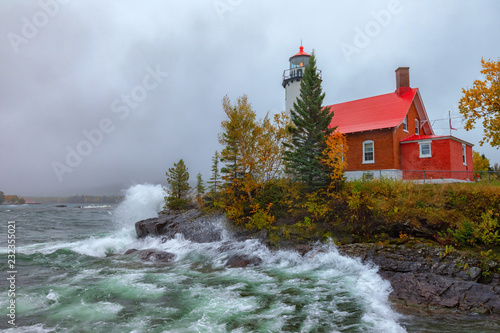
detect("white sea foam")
[1,324,57,333]
[113,183,166,229]
[11,184,407,331]
[81,204,112,209]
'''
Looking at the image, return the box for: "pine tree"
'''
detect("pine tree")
[208,151,220,197]
[283,52,335,192]
[164,159,191,210]
[195,172,206,199]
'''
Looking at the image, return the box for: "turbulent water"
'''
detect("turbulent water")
[0,185,498,332]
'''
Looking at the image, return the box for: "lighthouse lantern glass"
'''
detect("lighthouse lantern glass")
[290,56,309,69]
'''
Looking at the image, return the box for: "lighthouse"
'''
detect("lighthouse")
[282,44,312,114]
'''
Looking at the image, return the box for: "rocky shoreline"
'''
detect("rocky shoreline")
[133,209,500,315]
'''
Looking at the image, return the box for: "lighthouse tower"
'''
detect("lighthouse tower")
[282,44,311,114]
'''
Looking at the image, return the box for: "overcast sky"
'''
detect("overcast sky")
[1,0,499,196]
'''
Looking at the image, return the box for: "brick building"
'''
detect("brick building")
[282,45,474,181]
[325,67,474,181]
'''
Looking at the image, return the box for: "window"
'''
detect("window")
[415,119,419,135]
[419,141,432,158]
[462,144,467,165]
[363,172,374,180]
[403,116,408,132]
[363,140,374,164]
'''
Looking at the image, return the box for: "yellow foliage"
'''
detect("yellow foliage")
[322,131,348,194]
[246,203,275,230]
[473,151,490,174]
[459,58,500,147]
[217,95,291,212]
[302,191,330,221]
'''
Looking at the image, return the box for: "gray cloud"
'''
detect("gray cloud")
[1,0,499,196]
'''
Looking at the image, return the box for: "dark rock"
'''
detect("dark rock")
[295,244,311,256]
[226,255,262,268]
[123,248,175,263]
[54,205,67,208]
[338,243,500,314]
[135,209,224,243]
[139,249,175,263]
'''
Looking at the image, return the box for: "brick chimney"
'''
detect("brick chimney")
[395,67,410,95]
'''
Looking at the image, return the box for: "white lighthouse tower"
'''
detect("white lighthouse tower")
[282,44,311,114]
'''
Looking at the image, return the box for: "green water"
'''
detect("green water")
[0,185,498,332]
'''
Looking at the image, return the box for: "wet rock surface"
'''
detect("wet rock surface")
[226,254,262,268]
[338,243,500,314]
[124,248,175,263]
[135,209,500,315]
[135,209,225,243]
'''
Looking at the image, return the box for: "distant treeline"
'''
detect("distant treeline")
[25,195,124,204]
[0,191,25,205]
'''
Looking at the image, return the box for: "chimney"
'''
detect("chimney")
[395,67,410,95]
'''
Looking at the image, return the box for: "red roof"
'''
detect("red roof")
[326,88,418,134]
[400,135,446,142]
[401,134,474,146]
[290,45,310,59]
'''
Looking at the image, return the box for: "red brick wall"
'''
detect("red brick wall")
[344,101,420,171]
[401,138,474,180]
[345,129,396,171]
[449,140,474,180]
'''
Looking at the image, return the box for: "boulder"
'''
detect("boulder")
[124,248,175,263]
[226,255,262,268]
[135,209,224,243]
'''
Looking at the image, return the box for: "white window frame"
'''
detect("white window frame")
[415,119,419,135]
[462,144,467,166]
[363,140,375,164]
[402,116,408,132]
[419,141,432,158]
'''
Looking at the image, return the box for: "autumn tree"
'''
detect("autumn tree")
[164,159,191,210]
[322,131,348,193]
[218,95,289,194]
[284,52,334,191]
[217,94,290,223]
[208,151,220,198]
[459,58,500,148]
[255,112,290,183]
[4,194,25,205]
[218,95,259,188]
[473,151,490,178]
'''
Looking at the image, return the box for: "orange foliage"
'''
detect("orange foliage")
[322,131,348,193]
[459,58,500,147]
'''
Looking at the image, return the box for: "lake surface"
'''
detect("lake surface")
[0,184,498,332]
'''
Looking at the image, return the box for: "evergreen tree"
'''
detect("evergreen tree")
[208,151,220,197]
[0,191,4,204]
[164,159,191,210]
[195,172,206,199]
[283,52,335,191]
